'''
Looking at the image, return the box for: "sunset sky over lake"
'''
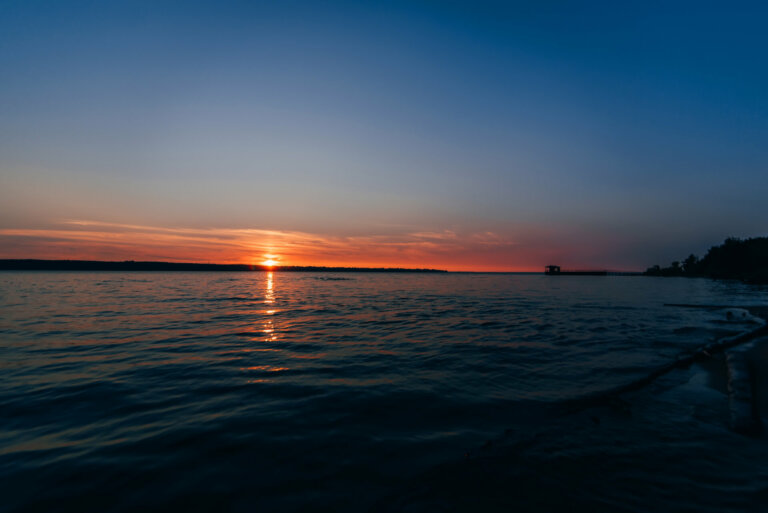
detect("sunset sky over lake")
[2,1,767,271]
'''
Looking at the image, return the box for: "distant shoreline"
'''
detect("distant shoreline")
[0,259,448,273]
[644,236,768,284]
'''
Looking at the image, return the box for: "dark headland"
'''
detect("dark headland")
[0,259,448,273]
[645,236,768,284]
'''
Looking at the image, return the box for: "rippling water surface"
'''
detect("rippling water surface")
[1,272,767,511]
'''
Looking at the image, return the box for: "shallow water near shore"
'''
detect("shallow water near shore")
[1,272,767,512]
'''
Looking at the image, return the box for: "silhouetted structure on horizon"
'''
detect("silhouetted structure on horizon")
[545,265,608,276]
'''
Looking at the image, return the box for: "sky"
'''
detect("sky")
[1,0,767,271]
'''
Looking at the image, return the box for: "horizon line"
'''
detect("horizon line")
[0,258,645,274]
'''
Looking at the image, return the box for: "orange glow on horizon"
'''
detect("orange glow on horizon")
[0,219,623,272]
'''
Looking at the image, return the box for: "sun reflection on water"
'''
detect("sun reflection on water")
[265,272,274,304]
[243,271,286,381]
[263,272,278,341]
[258,272,279,358]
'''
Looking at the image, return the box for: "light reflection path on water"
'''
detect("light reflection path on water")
[242,271,284,380]
[262,271,278,340]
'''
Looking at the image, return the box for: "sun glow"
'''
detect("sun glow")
[262,254,279,267]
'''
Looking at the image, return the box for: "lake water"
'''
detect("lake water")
[1,272,767,512]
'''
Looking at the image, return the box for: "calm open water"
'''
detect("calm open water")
[1,272,767,512]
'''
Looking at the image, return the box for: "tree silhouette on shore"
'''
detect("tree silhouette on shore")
[645,237,768,283]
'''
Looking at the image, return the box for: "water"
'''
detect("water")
[1,272,767,512]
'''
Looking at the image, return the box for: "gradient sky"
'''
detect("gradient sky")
[1,1,767,271]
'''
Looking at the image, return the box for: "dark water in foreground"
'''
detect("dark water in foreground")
[1,272,767,512]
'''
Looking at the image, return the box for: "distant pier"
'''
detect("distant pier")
[545,265,607,276]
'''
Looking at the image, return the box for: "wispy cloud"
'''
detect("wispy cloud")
[0,220,539,270]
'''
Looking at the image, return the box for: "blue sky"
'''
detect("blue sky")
[1,1,766,270]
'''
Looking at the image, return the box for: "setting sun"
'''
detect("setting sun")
[262,258,279,267]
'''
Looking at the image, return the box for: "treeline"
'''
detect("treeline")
[0,259,448,273]
[0,260,253,272]
[645,237,768,283]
